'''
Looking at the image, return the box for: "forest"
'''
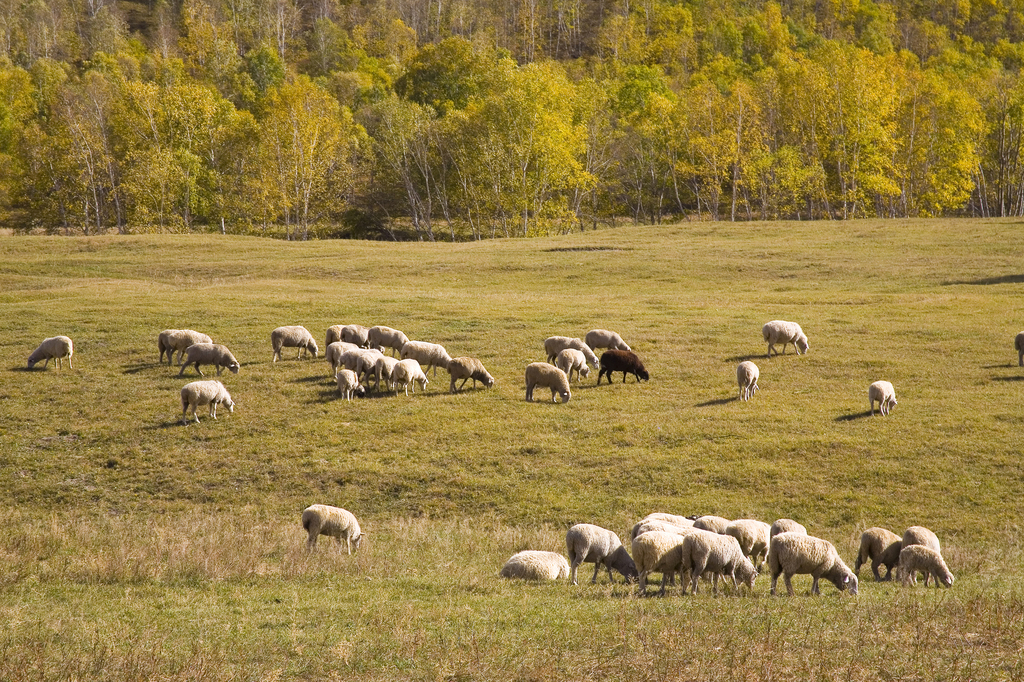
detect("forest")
[3,0,1024,239]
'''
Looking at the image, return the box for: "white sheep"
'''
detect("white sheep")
[631,518,694,542]
[325,341,360,375]
[762,320,808,357]
[632,530,694,596]
[180,380,234,424]
[679,529,757,595]
[301,504,362,553]
[374,355,401,392]
[641,513,696,527]
[543,336,599,367]
[335,369,362,401]
[737,361,759,401]
[565,523,638,585]
[271,325,319,362]
[339,348,385,383]
[895,545,954,588]
[325,325,345,347]
[854,527,902,581]
[1016,331,1024,367]
[499,550,570,581]
[693,515,731,534]
[400,340,452,377]
[585,329,631,352]
[341,324,370,347]
[368,325,410,357]
[447,357,495,393]
[158,329,211,365]
[901,526,941,586]
[525,362,571,403]
[768,532,858,596]
[555,348,591,383]
[391,358,429,395]
[725,519,772,569]
[770,519,807,539]
[27,336,74,371]
[178,343,240,377]
[868,380,897,416]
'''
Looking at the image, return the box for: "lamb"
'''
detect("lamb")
[632,530,694,596]
[325,341,360,374]
[178,343,240,377]
[340,324,371,347]
[1016,331,1024,367]
[368,325,409,357]
[770,519,807,539]
[585,329,631,352]
[565,523,638,585]
[543,336,599,367]
[868,380,897,416]
[725,519,772,569]
[271,325,319,362]
[525,362,571,403]
[27,336,74,371]
[901,526,942,586]
[555,348,590,383]
[693,515,731,534]
[679,529,758,595]
[391,358,429,395]
[895,545,954,588]
[854,527,902,581]
[374,355,401,392]
[597,350,649,384]
[768,532,858,596]
[180,380,235,424]
[400,340,452,377]
[335,369,363,401]
[737,361,759,401]
[158,329,211,365]
[301,504,362,553]
[499,550,570,581]
[762,320,809,357]
[447,357,495,393]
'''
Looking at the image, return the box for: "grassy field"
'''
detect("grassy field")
[1,219,1023,680]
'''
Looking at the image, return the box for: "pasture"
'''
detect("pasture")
[1,219,1022,680]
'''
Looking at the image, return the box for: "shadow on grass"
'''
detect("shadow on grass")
[9,366,36,372]
[835,411,873,421]
[944,274,1024,286]
[293,373,333,384]
[723,354,767,363]
[146,420,190,429]
[983,363,1018,369]
[124,362,164,375]
[992,375,1024,382]
[695,396,738,407]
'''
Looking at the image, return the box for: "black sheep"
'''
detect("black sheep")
[597,350,649,384]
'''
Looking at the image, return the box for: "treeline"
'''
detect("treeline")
[3,0,1024,239]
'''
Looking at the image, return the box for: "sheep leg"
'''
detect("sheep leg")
[783,574,796,596]
[810,575,821,595]
[590,561,602,584]
[569,559,581,586]
[210,403,218,419]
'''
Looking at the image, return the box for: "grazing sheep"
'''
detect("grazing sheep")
[632,530,694,596]
[693,515,731,534]
[642,513,697,528]
[726,519,772,569]
[178,343,240,377]
[544,336,599,367]
[325,325,345,347]
[301,504,362,553]
[901,526,942,586]
[854,527,902,581]
[1016,331,1024,367]
[868,381,897,416]
[325,341,360,374]
[368,326,409,357]
[271,325,319,362]
[27,336,74,371]
[679,530,757,595]
[737,361,759,401]
[631,518,695,542]
[400,340,452,377]
[335,369,363,401]
[555,348,591,383]
[597,350,649,384]
[585,329,632,352]
[447,357,495,393]
[180,380,234,424]
[374,355,401,392]
[158,329,211,365]
[896,545,954,588]
[770,519,807,539]
[763,320,809,358]
[341,324,370,347]
[525,362,571,403]
[565,523,638,585]
[768,532,858,596]
[499,551,570,581]
[391,358,429,395]
[339,348,385,383]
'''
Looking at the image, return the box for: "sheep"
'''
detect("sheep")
[554,348,590,383]
[339,348,385,383]
[27,336,74,371]
[737,361,759,401]
[325,325,345,347]
[768,532,858,596]
[544,336,599,367]
[597,350,649,384]
[374,355,401,392]
[1016,331,1024,367]
[679,529,757,595]
[368,325,409,357]
[693,515,731,534]
[895,545,954,588]
[325,341,360,375]
[725,519,772,569]
[400,340,452,377]
[763,320,809,357]
[565,523,638,585]
[391,358,429,395]
[525,362,571,403]
[447,357,495,393]
[158,329,211,365]
[854,527,902,581]
[868,380,897,416]
[335,369,363,401]
[178,343,240,377]
[301,504,362,553]
[271,325,319,362]
[585,329,631,352]
[901,526,942,586]
[642,513,697,528]
[631,518,694,542]
[180,380,234,424]
[632,530,694,596]
[341,324,370,347]
[770,519,807,539]
[499,551,570,581]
